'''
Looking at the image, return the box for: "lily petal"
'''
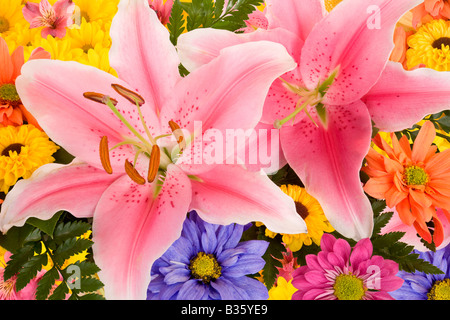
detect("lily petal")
[0,160,120,233]
[162,41,297,135]
[109,0,181,115]
[16,59,150,171]
[265,0,325,41]
[189,164,307,235]
[280,101,373,240]
[92,164,191,300]
[300,0,423,105]
[363,61,450,132]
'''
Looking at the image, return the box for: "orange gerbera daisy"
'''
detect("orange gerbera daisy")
[0,36,50,129]
[363,121,450,246]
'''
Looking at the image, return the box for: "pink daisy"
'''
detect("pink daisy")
[291,234,404,300]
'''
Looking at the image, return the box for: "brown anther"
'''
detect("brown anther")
[83,92,118,106]
[124,159,146,185]
[168,120,186,151]
[99,136,113,174]
[111,84,145,106]
[147,144,160,183]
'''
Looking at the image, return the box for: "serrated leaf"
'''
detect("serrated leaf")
[3,244,35,281]
[371,231,406,250]
[0,224,36,253]
[15,253,48,292]
[52,238,93,266]
[35,267,60,300]
[167,0,186,45]
[79,293,105,300]
[398,254,445,275]
[76,277,104,294]
[53,220,91,244]
[372,211,393,236]
[48,282,69,300]
[71,260,101,278]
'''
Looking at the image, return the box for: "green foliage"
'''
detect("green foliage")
[2,212,104,300]
[168,0,263,45]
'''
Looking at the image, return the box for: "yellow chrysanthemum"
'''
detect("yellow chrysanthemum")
[0,0,27,37]
[0,125,59,194]
[67,19,111,53]
[406,19,450,71]
[74,45,117,76]
[4,27,42,60]
[257,185,334,252]
[73,0,119,24]
[33,35,83,61]
[268,277,298,300]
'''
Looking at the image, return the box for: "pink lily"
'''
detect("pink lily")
[22,0,75,38]
[1,0,305,300]
[176,0,450,241]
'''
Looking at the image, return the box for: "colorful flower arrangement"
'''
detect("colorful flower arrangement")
[1,0,450,302]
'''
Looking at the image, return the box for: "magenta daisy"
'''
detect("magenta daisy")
[291,234,403,300]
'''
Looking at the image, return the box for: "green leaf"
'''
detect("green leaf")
[53,220,91,244]
[26,211,63,237]
[52,238,93,266]
[397,253,444,275]
[257,229,286,290]
[35,267,60,300]
[76,277,104,294]
[48,282,70,300]
[79,293,105,300]
[15,253,48,292]
[167,0,186,45]
[372,212,393,236]
[3,244,35,281]
[0,224,37,253]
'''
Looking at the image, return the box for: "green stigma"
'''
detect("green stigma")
[189,252,222,283]
[333,274,366,300]
[428,279,450,300]
[0,84,20,102]
[0,16,9,33]
[403,166,429,186]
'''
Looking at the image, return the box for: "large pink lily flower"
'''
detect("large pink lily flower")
[0,0,306,299]
[176,0,450,241]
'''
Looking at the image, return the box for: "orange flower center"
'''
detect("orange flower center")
[0,16,9,33]
[403,166,429,186]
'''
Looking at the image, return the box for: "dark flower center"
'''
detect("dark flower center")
[1,143,24,157]
[0,84,20,103]
[432,37,450,49]
[0,16,9,33]
[295,201,309,220]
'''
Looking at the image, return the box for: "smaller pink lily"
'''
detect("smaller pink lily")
[23,0,75,38]
[148,0,174,25]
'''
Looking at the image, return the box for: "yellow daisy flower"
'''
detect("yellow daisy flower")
[67,19,111,53]
[4,27,42,60]
[74,45,117,76]
[33,35,83,61]
[73,0,119,24]
[268,277,298,300]
[406,19,450,71]
[0,0,27,37]
[257,184,334,252]
[0,125,59,194]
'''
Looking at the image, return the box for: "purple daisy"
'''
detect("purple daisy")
[291,233,404,300]
[390,244,450,300]
[146,211,269,300]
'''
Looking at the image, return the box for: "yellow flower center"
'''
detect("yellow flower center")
[403,166,429,186]
[428,279,450,300]
[189,252,222,283]
[333,274,366,300]
[0,16,10,33]
[0,84,20,103]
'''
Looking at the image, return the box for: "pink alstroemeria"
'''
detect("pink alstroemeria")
[148,0,174,25]
[0,0,305,300]
[23,0,75,38]
[176,0,450,241]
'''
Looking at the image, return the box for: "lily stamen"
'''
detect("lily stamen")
[111,83,145,106]
[169,120,186,151]
[147,144,160,183]
[83,92,118,106]
[124,159,146,185]
[99,135,113,174]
